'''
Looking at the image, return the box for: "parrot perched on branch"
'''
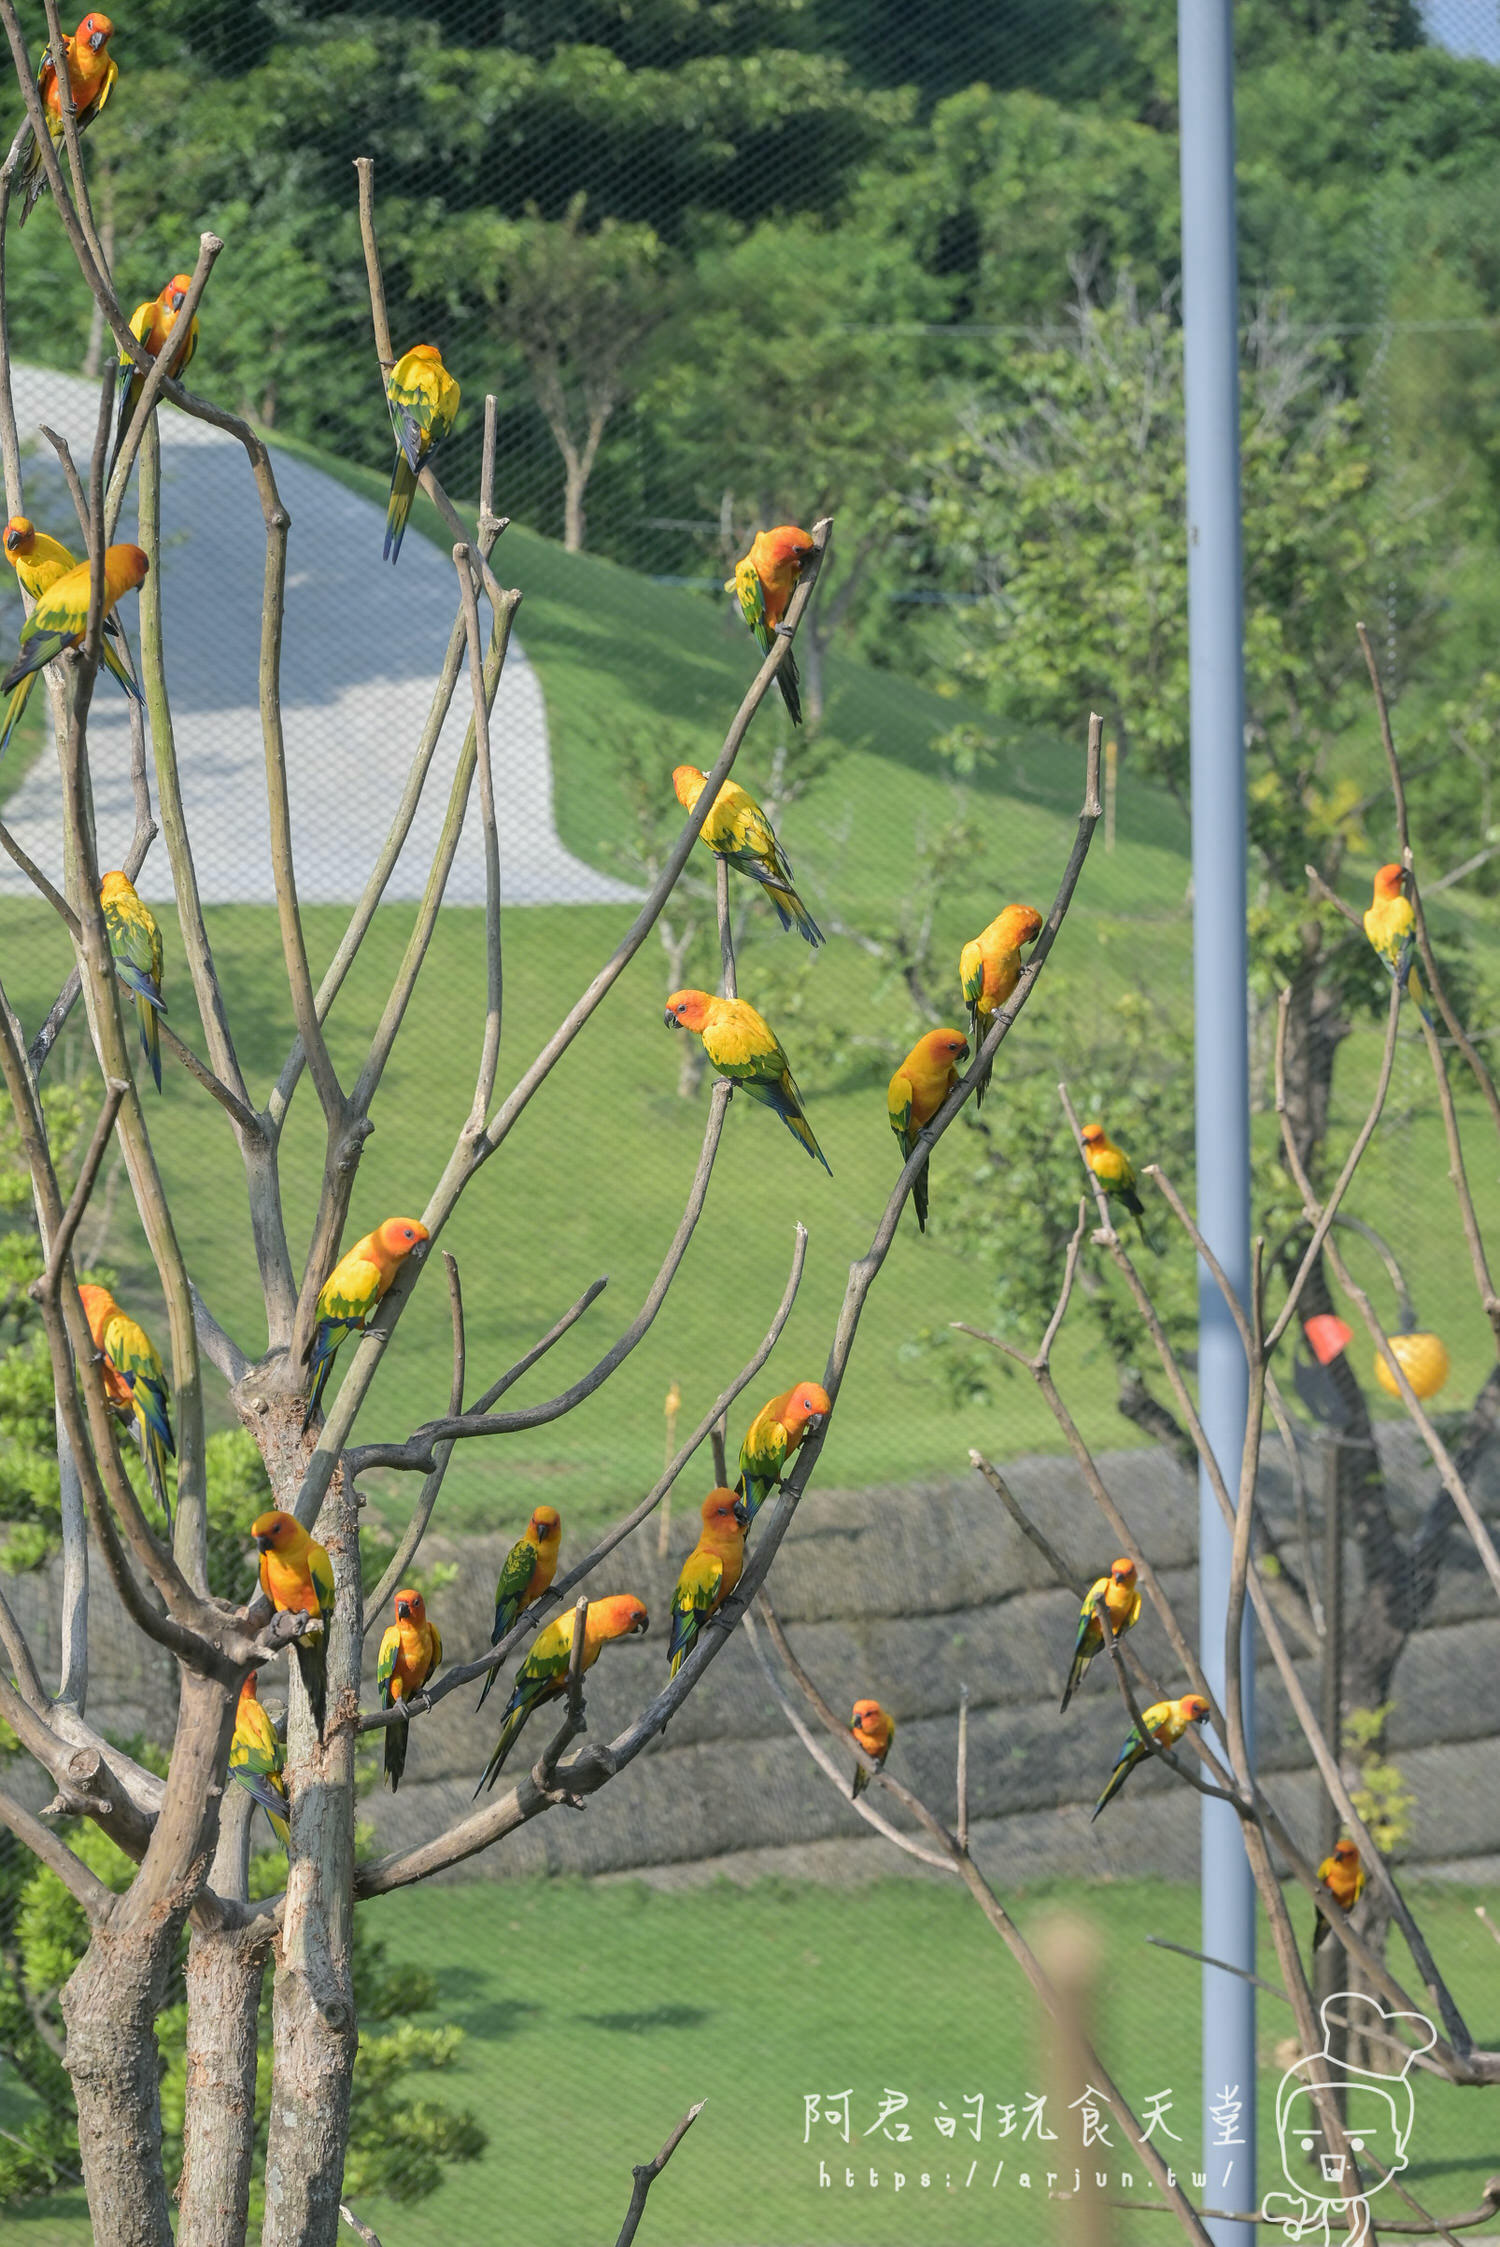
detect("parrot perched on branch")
[252,1509,336,1739]
[100,869,165,1093]
[1091,1694,1209,1823]
[111,276,200,479]
[1312,1838,1365,1950]
[671,763,822,945]
[664,988,830,1172]
[1363,862,1433,1027]
[16,12,118,227]
[474,1594,649,1796]
[377,1586,442,1792]
[1079,1122,1152,1245]
[0,542,146,752]
[888,1028,969,1233]
[735,1381,830,1525]
[477,1506,562,1712]
[301,1216,429,1433]
[666,1489,746,1678]
[229,1671,289,1849]
[383,344,460,563]
[850,1698,895,1799]
[0,518,140,755]
[1058,1559,1141,1714]
[960,903,1042,1104]
[77,1280,175,1530]
[725,525,815,725]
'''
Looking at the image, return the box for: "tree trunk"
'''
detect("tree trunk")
[178,1924,269,2247]
[800,621,826,730]
[563,460,586,553]
[62,1925,179,2247]
[260,1478,361,2247]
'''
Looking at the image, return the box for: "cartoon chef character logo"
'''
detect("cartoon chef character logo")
[1262,1992,1436,2247]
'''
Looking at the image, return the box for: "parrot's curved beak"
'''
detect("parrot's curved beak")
[396,1600,412,1619]
[4,530,19,553]
[732,1497,749,1529]
[632,1613,649,1636]
[89,26,105,47]
[663,1009,681,1031]
[253,1533,274,1553]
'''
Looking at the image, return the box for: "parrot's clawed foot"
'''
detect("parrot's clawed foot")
[773,620,796,640]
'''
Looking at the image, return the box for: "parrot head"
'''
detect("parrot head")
[922,1027,970,1067]
[762,524,814,570]
[75,1280,115,1342]
[851,1698,885,1733]
[1332,1838,1360,1867]
[593,1593,650,1641]
[783,1381,831,1442]
[163,274,194,313]
[3,516,34,558]
[664,988,712,1033]
[406,343,445,366]
[1110,1557,1137,1590]
[1372,861,1407,902]
[1180,1695,1212,1727]
[251,1509,301,1555]
[240,1669,261,1704]
[99,868,135,907]
[701,1487,745,1535]
[671,764,707,812]
[529,1505,561,1544]
[79,12,113,51]
[374,1217,429,1262]
[109,545,150,593]
[1080,1123,1107,1150]
[998,902,1044,948]
[394,1586,425,1625]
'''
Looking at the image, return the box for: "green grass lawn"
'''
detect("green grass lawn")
[10,1871,1496,2247]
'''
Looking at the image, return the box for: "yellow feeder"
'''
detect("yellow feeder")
[1373,1330,1450,1401]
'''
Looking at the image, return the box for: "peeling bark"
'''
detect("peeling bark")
[179,1788,268,2247]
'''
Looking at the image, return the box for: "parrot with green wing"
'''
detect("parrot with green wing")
[301,1217,429,1434]
[1059,1558,1142,1714]
[725,525,815,725]
[888,1028,970,1233]
[671,763,822,944]
[474,1594,649,1796]
[77,1280,174,1531]
[667,1489,746,1678]
[229,1671,289,1849]
[664,988,830,1172]
[252,1509,336,1739]
[0,540,145,755]
[735,1381,830,1525]
[377,1586,442,1792]
[477,1506,562,1711]
[111,275,200,479]
[383,344,460,563]
[99,869,165,1093]
[1091,1694,1210,1823]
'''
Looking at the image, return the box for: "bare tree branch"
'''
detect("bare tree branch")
[613,2101,707,2247]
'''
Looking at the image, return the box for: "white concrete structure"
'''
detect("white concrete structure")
[0,365,638,907]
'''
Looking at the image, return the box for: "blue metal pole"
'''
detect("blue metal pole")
[1177,4,1256,2240]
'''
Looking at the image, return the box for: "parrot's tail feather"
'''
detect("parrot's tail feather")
[294,1638,327,1739]
[761,879,823,946]
[475,1662,498,1714]
[1312,1914,1328,1951]
[780,1103,832,1173]
[667,1615,694,1677]
[300,1347,334,1438]
[137,994,162,1093]
[913,1156,930,1234]
[1090,1754,1134,1824]
[852,1764,869,1800]
[102,635,144,704]
[775,648,803,727]
[0,674,35,760]
[268,1809,291,1851]
[141,1428,173,1541]
[475,1703,526,1795]
[384,1715,407,1792]
[384,457,417,564]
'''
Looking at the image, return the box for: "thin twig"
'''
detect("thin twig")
[613,2101,707,2247]
[37,1076,127,1293]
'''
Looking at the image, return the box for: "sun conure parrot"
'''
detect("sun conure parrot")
[850,1698,895,1799]
[725,525,816,726]
[735,1381,830,1525]
[377,1586,442,1792]
[477,1506,562,1712]
[960,903,1042,1104]
[667,1489,746,1678]
[16,13,117,227]
[76,1280,175,1530]
[301,1216,429,1433]
[474,1593,649,1796]
[1363,862,1433,1027]
[229,1670,289,1849]
[0,517,141,756]
[110,276,199,479]
[888,1028,969,1233]
[99,869,165,1093]
[671,763,822,945]
[1058,1558,1142,1714]
[0,542,147,740]
[1313,1838,1365,1950]
[1091,1694,1210,1823]
[664,988,830,1172]
[383,344,461,563]
[1080,1122,1153,1246]
[252,1509,336,1739]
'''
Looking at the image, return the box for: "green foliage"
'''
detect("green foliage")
[1344,1702,1417,1855]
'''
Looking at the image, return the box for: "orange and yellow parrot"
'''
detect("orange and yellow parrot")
[667,1489,746,1678]
[252,1509,336,1738]
[76,1279,174,1529]
[0,517,140,756]
[664,989,830,1172]
[735,1381,830,1524]
[111,275,199,478]
[383,344,460,563]
[1080,1121,1152,1244]
[1091,1693,1210,1823]
[377,1586,442,1792]
[671,763,822,944]
[725,525,816,725]
[229,1670,289,1849]
[888,1027,969,1233]
[1363,863,1432,1027]
[475,1593,649,1795]
[16,12,117,227]
[0,541,146,753]
[301,1216,429,1433]
[99,869,165,1093]
[851,1698,895,1799]
[1059,1558,1142,1714]
[960,903,1042,1104]
[1312,1837,1365,1950]
[477,1505,562,1712]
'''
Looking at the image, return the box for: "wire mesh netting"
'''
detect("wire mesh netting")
[2,0,1500,2238]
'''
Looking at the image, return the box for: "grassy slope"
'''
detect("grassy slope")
[11,1872,1496,2247]
[6,452,1500,1545]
